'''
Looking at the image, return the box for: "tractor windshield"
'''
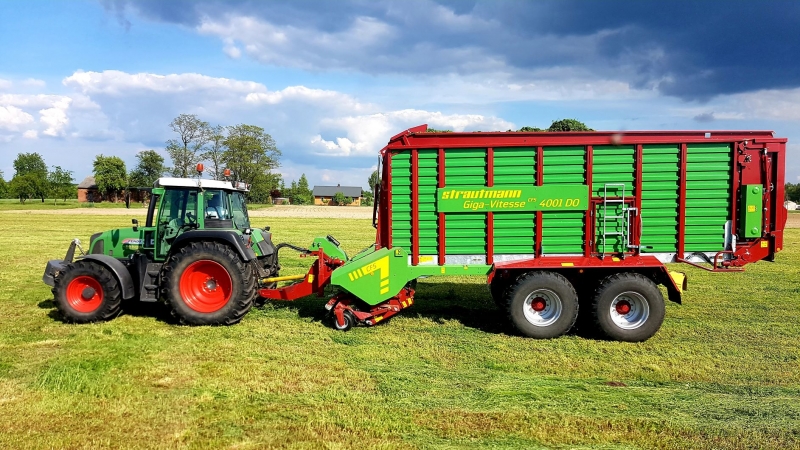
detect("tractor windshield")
[230,191,251,230]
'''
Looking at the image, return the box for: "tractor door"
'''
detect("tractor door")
[155,188,199,259]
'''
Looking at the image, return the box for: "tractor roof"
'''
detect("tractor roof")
[155,178,250,191]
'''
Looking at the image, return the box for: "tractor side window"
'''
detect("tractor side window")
[204,190,230,220]
[230,192,251,230]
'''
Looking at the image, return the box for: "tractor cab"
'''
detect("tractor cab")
[141,178,255,259]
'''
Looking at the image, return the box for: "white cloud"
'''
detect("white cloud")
[198,14,394,71]
[0,79,11,91]
[22,130,38,139]
[63,70,266,95]
[0,105,35,131]
[39,97,72,137]
[312,109,514,156]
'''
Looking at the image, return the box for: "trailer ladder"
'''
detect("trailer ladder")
[600,183,637,257]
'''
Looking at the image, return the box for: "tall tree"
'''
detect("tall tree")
[129,150,166,187]
[12,152,49,202]
[368,170,380,194]
[48,166,75,203]
[295,174,313,205]
[547,119,593,132]
[203,125,227,180]
[93,155,128,202]
[0,171,7,199]
[9,174,37,204]
[166,114,210,177]
[222,124,281,201]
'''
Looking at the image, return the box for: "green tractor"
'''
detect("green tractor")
[43,177,280,325]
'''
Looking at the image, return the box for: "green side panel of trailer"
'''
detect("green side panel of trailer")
[593,145,635,253]
[444,148,487,255]
[493,147,537,254]
[641,144,680,253]
[418,149,439,255]
[542,146,585,254]
[391,152,412,251]
[685,143,731,252]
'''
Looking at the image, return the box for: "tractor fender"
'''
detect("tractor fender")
[170,230,257,262]
[80,254,137,300]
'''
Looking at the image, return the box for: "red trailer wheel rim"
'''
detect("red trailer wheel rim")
[531,297,547,312]
[66,276,104,313]
[179,260,233,313]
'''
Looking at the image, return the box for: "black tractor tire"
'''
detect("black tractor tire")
[53,260,123,323]
[505,271,579,339]
[162,241,256,325]
[591,272,665,342]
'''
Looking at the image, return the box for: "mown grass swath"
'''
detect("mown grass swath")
[0,212,798,448]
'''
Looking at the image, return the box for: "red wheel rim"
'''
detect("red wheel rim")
[531,297,547,312]
[179,260,233,313]
[66,276,104,313]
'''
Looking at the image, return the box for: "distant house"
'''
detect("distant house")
[77,175,146,203]
[786,200,798,211]
[313,185,363,206]
[77,176,100,202]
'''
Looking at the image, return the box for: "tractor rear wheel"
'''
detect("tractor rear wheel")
[505,271,579,339]
[591,273,665,342]
[53,260,122,323]
[163,241,256,325]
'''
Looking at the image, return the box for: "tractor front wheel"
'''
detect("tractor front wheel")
[163,242,256,325]
[53,260,122,323]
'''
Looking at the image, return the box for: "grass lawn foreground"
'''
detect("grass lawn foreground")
[0,210,798,449]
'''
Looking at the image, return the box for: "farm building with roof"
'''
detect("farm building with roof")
[312,185,363,206]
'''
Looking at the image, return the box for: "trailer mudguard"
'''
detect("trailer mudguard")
[171,230,257,262]
[80,254,137,300]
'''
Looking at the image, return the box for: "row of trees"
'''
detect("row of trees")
[163,114,282,203]
[1,153,76,203]
[786,184,800,203]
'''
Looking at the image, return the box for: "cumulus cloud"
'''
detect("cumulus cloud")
[106,0,800,100]
[311,109,514,156]
[63,70,265,95]
[0,105,35,131]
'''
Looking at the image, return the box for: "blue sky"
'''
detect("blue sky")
[1,0,799,189]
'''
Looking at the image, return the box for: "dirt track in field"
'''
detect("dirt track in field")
[3,207,798,227]
[0,205,373,220]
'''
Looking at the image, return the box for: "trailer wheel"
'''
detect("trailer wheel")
[591,273,665,342]
[163,241,256,325]
[53,260,122,323]
[505,271,579,339]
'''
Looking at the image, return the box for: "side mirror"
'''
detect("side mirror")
[132,218,139,232]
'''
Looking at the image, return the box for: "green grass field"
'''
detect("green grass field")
[0,211,798,449]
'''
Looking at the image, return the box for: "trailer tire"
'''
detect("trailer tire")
[163,241,256,325]
[505,271,579,339]
[53,260,123,323]
[591,273,665,342]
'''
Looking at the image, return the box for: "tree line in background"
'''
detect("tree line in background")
[786,184,800,203]
[0,114,290,204]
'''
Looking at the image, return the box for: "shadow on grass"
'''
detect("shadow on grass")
[38,297,177,324]
[261,281,598,338]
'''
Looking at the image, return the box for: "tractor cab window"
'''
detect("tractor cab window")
[230,191,251,230]
[157,189,198,243]
[204,190,233,229]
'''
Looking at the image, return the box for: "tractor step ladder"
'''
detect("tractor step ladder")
[600,183,637,257]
